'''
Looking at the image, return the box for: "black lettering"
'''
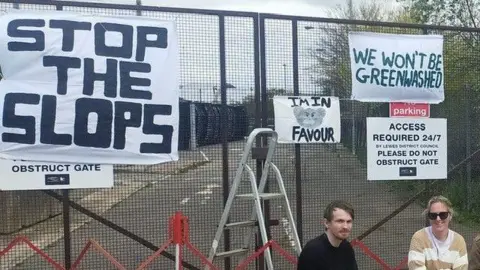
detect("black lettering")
[288,97,299,107]
[136,26,168,61]
[83,58,118,98]
[7,19,45,51]
[299,99,309,106]
[43,56,81,95]
[2,93,40,144]
[140,104,173,153]
[113,101,142,150]
[73,98,112,148]
[292,126,301,139]
[40,95,72,145]
[120,61,152,100]
[310,97,331,108]
[49,20,92,51]
[95,23,133,59]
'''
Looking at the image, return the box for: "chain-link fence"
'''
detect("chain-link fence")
[1,1,479,270]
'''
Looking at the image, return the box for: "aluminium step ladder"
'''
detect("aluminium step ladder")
[205,128,302,270]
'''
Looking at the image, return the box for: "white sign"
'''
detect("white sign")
[367,117,447,180]
[348,32,444,104]
[0,10,179,165]
[0,160,113,190]
[273,96,341,144]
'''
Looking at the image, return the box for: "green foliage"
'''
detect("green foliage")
[396,0,480,27]
[307,0,417,102]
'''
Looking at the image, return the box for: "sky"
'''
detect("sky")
[4,0,404,103]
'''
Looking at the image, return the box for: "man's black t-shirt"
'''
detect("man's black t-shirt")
[297,233,358,270]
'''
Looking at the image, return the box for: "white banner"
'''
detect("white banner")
[0,10,179,165]
[273,96,341,143]
[0,160,113,190]
[366,117,447,180]
[348,32,444,104]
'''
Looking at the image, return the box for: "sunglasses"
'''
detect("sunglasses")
[427,212,449,220]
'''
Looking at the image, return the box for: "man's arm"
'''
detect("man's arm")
[469,235,480,270]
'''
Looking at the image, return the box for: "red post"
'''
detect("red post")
[136,212,219,270]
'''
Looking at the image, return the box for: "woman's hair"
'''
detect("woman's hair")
[422,195,455,217]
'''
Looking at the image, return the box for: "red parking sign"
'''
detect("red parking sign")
[389,103,430,118]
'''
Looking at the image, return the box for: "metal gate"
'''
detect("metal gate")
[1,1,480,269]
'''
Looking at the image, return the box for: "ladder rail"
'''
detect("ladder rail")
[271,163,302,255]
[239,133,277,252]
[206,159,249,263]
[240,164,259,252]
[246,164,274,269]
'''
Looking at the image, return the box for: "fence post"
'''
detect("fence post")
[190,103,197,150]
[351,101,356,155]
[291,19,303,249]
[464,84,472,211]
[218,14,232,270]
[63,190,72,270]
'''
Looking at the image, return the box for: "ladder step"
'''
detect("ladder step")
[236,193,284,200]
[224,220,256,229]
[215,248,249,258]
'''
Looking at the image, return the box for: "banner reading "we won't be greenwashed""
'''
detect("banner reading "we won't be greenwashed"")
[348,32,444,104]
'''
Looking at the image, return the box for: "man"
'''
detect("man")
[470,234,480,270]
[297,200,358,270]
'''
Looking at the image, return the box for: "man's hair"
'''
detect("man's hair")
[323,200,354,221]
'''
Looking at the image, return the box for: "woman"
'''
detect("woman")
[408,195,469,270]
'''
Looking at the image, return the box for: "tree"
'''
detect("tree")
[396,0,480,27]
[395,0,480,217]
[306,0,414,100]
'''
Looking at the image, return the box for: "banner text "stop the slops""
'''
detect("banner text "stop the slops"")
[2,19,174,154]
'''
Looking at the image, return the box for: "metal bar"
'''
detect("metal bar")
[7,0,480,32]
[249,12,480,32]
[136,0,142,16]
[421,27,431,228]
[7,0,480,33]
[245,166,274,270]
[257,14,268,270]
[63,190,72,270]
[42,190,200,270]
[291,19,303,246]
[465,84,472,211]
[3,0,259,18]
[270,164,302,255]
[254,14,261,131]
[218,14,231,270]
